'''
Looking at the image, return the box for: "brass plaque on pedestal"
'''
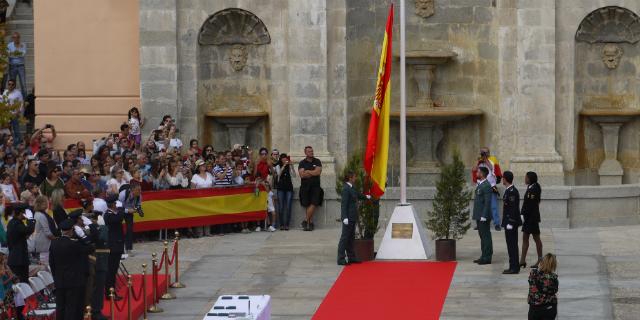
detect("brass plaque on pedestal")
[391,223,413,239]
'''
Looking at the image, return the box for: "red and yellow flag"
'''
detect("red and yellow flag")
[364,4,393,198]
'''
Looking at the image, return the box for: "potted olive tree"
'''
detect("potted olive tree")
[335,153,380,261]
[426,151,472,261]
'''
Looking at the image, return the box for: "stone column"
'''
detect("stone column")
[598,123,624,185]
[287,0,335,188]
[139,0,179,135]
[509,0,564,185]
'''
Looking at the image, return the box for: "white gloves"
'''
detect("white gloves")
[74,225,87,239]
[366,195,372,199]
[506,224,513,230]
[343,218,349,225]
[480,217,487,222]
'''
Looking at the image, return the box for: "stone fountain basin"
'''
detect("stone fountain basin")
[206,111,269,125]
[580,109,640,123]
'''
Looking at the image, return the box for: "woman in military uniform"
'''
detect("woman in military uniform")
[520,171,543,269]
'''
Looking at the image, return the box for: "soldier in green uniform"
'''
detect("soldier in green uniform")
[472,167,493,265]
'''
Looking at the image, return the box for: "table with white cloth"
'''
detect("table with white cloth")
[202,295,271,320]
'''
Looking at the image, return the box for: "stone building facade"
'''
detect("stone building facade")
[135,0,640,187]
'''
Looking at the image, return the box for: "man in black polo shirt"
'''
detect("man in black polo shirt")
[298,146,323,231]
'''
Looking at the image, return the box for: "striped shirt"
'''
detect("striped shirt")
[213,165,232,185]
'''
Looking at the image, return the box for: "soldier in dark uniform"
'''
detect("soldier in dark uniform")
[6,204,35,282]
[337,171,370,265]
[501,171,522,274]
[6,204,35,320]
[49,218,93,320]
[520,171,543,269]
[86,209,109,320]
[103,194,124,300]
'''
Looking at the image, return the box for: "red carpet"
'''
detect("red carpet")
[100,274,168,319]
[313,261,456,320]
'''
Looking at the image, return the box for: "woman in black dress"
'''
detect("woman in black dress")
[520,171,543,269]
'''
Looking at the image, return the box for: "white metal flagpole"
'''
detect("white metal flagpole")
[399,0,407,205]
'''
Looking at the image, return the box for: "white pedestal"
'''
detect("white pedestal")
[203,295,271,320]
[376,204,432,260]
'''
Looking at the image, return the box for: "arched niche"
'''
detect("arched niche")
[197,8,272,151]
[574,6,640,185]
[199,8,271,46]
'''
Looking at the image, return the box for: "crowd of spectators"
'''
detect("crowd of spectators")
[0,106,300,239]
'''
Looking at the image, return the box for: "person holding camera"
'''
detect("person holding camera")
[29,123,56,156]
[275,153,295,230]
[119,181,143,257]
[471,147,503,231]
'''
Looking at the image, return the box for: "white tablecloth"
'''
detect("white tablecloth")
[203,295,271,320]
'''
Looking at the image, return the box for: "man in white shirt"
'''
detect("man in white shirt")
[2,79,24,143]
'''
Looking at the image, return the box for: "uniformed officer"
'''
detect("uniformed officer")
[49,218,93,320]
[6,203,36,283]
[501,171,522,274]
[337,171,370,265]
[472,167,493,265]
[6,203,36,320]
[103,194,124,300]
[86,209,109,320]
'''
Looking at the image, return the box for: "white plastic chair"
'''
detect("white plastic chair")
[12,282,56,318]
[28,277,56,309]
[37,271,54,288]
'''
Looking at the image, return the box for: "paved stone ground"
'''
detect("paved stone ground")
[121,225,640,320]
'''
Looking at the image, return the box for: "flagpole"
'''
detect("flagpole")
[399,0,407,205]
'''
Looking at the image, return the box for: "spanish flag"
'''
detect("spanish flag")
[364,4,393,198]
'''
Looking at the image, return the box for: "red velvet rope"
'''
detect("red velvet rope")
[114,288,129,312]
[156,250,167,271]
[129,277,145,301]
[168,241,178,266]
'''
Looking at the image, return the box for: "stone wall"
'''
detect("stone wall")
[346,0,500,185]
[140,0,346,187]
[290,184,640,230]
[555,1,640,185]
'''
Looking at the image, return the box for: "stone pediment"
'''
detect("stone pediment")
[199,8,271,46]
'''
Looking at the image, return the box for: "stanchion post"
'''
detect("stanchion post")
[142,263,148,320]
[160,241,176,299]
[109,288,116,320]
[147,253,163,313]
[127,275,133,320]
[170,231,185,288]
[84,306,91,320]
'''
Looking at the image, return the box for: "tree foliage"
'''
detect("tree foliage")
[426,151,472,240]
[0,24,22,128]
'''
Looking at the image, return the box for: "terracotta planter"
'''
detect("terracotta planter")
[435,239,456,261]
[354,238,375,261]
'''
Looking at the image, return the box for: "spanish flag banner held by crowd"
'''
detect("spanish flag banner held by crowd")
[364,4,393,198]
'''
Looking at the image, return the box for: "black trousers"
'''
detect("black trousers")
[125,214,134,251]
[528,303,557,320]
[505,227,520,271]
[337,222,356,262]
[55,286,85,320]
[105,251,122,297]
[92,254,108,317]
[9,264,29,282]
